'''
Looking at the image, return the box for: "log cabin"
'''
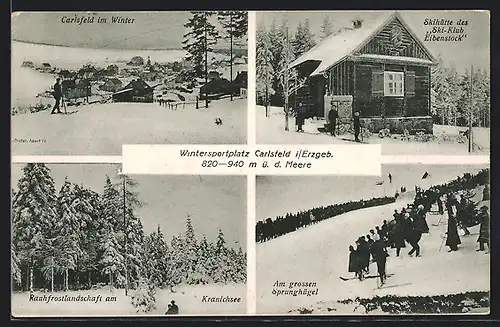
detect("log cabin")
[289,12,438,134]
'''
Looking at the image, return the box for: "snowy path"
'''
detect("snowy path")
[12,283,246,316]
[11,98,246,156]
[256,196,489,314]
[256,107,490,155]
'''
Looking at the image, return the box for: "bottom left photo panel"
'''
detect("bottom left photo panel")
[11,163,247,317]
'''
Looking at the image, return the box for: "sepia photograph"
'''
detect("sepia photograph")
[11,11,248,156]
[256,164,490,314]
[256,10,490,155]
[11,164,247,316]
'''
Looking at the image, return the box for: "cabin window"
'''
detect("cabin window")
[384,71,404,97]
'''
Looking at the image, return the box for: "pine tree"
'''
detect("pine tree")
[184,217,199,284]
[168,235,186,286]
[102,176,121,231]
[212,229,231,283]
[195,235,213,284]
[268,20,285,94]
[130,277,156,313]
[12,163,57,291]
[218,11,248,101]
[320,15,333,41]
[12,247,22,287]
[72,184,103,288]
[99,226,125,290]
[292,19,316,57]
[182,12,219,80]
[256,24,275,114]
[54,177,81,291]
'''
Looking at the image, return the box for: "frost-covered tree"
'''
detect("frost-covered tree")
[130,277,156,313]
[12,163,57,291]
[320,15,333,41]
[184,217,200,284]
[256,24,275,114]
[99,226,125,290]
[12,247,22,287]
[55,177,81,291]
[278,24,297,131]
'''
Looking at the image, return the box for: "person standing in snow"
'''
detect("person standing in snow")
[455,194,471,236]
[348,245,359,278]
[404,214,422,257]
[295,102,305,132]
[170,300,179,314]
[437,194,444,215]
[371,238,389,286]
[328,103,338,136]
[353,111,361,142]
[445,195,461,252]
[477,206,490,252]
[388,173,392,184]
[51,77,63,114]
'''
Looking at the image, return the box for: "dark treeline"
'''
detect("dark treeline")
[256,196,396,243]
[12,164,246,294]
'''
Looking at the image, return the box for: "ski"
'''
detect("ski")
[340,138,369,144]
[340,273,394,281]
[374,282,412,290]
[60,110,78,115]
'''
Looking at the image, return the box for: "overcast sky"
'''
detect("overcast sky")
[257,10,490,73]
[12,11,243,50]
[11,164,246,249]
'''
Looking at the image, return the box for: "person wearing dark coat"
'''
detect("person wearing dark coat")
[169,300,179,314]
[353,111,361,142]
[357,236,370,275]
[477,206,490,252]
[456,195,471,236]
[445,208,461,251]
[51,78,63,114]
[437,196,444,215]
[328,105,338,136]
[404,214,422,257]
[348,245,359,277]
[354,240,365,280]
[371,238,389,285]
[295,102,305,132]
[393,215,406,256]
[482,185,490,201]
[414,205,430,234]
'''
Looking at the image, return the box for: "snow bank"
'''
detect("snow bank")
[12,283,246,316]
[12,97,247,156]
[256,106,490,155]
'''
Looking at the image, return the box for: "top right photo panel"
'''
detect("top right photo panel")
[255,10,490,155]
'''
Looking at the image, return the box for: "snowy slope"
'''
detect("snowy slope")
[256,169,490,314]
[256,106,490,155]
[12,97,246,155]
[12,283,246,316]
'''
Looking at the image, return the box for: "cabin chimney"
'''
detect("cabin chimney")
[352,19,363,29]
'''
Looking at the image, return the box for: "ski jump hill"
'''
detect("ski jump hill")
[256,181,489,314]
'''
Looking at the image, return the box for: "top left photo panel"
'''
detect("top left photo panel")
[11,11,248,156]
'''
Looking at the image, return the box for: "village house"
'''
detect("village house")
[61,79,91,100]
[289,12,437,134]
[112,78,153,103]
[100,78,123,92]
[38,62,53,73]
[21,61,34,68]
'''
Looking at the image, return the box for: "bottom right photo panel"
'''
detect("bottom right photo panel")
[255,164,490,315]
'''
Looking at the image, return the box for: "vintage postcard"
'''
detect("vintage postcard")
[255,10,490,155]
[256,164,490,314]
[11,163,247,316]
[11,11,248,155]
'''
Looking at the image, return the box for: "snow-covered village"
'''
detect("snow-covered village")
[256,165,490,314]
[11,164,247,316]
[11,11,248,155]
[256,11,490,154]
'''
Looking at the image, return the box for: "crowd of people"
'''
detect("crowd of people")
[256,196,395,243]
[347,169,490,287]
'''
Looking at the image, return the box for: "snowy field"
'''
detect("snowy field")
[256,106,490,155]
[12,283,246,316]
[11,97,247,156]
[256,166,490,314]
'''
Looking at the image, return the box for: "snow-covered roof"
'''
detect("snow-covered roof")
[350,54,434,66]
[290,12,435,77]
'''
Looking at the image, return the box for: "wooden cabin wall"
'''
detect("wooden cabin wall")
[406,65,430,117]
[353,62,431,118]
[327,61,354,96]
